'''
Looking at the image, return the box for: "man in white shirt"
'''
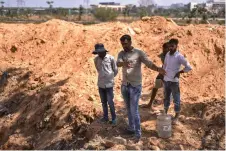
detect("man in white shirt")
[93,43,118,124]
[163,39,192,124]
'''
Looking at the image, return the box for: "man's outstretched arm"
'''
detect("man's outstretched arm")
[140,50,166,75]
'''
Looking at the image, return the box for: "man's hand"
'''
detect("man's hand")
[174,70,184,78]
[117,61,124,67]
[158,68,166,75]
[117,61,132,68]
[127,62,133,68]
[122,60,133,68]
[174,72,180,78]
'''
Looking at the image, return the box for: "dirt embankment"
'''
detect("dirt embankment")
[0,16,224,150]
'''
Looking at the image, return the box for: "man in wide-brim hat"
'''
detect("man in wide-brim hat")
[93,43,118,125]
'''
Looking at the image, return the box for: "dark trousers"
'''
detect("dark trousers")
[164,81,181,113]
[98,87,116,120]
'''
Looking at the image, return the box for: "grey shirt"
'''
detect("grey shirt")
[117,48,153,86]
[94,54,118,88]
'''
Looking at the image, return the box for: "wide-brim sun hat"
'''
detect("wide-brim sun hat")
[92,43,108,54]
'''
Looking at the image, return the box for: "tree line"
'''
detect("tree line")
[0,0,224,23]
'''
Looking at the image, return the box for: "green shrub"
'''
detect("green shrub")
[218,20,225,25]
[186,19,192,24]
[93,8,118,21]
[138,7,148,18]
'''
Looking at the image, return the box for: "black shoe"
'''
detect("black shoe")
[109,119,117,125]
[100,118,109,123]
[134,136,141,143]
[141,104,151,108]
[123,129,135,135]
[131,136,141,143]
[172,118,179,125]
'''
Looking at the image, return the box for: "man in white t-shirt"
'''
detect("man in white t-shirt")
[163,38,192,124]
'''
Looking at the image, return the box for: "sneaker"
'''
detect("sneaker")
[150,106,159,112]
[141,104,151,108]
[135,137,141,143]
[172,118,179,125]
[131,136,141,143]
[100,118,109,123]
[123,129,135,135]
[109,119,117,125]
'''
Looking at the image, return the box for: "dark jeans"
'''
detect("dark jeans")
[164,81,181,113]
[98,87,116,121]
[121,84,142,138]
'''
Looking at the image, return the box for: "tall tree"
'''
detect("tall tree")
[0,1,4,16]
[138,0,155,16]
[189,6,207,19]
[46,1,54,9]
[0,1,5,8]
[123,5,131,18]
[78,5,84,21]
[83,0,90,21]
[46,1,54,15]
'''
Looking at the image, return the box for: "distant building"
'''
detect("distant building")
[207,0,225,3]
[188,0,225,13]
[157,5,170,9]
[170,3,185,9]
[205,2,213,10]
[99,2,120,5]
[188,2,198,11]
[211,0,225,13]
[204,0,225,13]
[90,2,126,12]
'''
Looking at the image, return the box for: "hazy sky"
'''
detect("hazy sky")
[6,0,206,7]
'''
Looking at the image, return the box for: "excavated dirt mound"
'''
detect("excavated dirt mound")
[0,16,225,149]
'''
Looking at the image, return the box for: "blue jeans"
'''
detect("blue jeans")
[121,84,142,138]
[98,87,116,121]
[164,81,181,113]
